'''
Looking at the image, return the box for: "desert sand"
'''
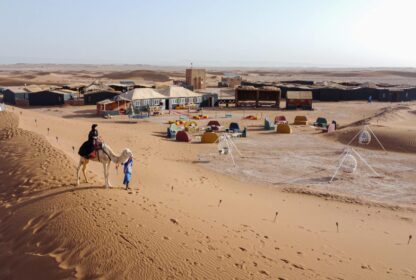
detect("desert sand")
[1,65,416,279]
[1,97,415,279]
[1,64,416,87]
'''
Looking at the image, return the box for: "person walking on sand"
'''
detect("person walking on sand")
[123,156,133,190]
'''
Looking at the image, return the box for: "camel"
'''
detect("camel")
[77,143,133,188]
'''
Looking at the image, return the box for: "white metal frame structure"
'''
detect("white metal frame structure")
[330,124,385,183]
[329,147,381,183]
[217,134,243,167]
[347,125,386,151]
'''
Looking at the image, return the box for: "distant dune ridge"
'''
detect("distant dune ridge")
[100,70,172,82]
[1,64,416,87]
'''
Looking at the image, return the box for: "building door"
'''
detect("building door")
[165,99,170,110]
[197,77,201,89]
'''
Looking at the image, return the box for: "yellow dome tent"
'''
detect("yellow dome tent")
[185,121,197,128]
[276,123,292,134]
[294,115,308,125]
[185,121,199,133]
[201,132,219,143]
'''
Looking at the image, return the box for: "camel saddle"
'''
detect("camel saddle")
[79,140,103,159]
[89,141,103,159]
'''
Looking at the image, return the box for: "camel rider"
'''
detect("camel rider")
[87,124,99,158]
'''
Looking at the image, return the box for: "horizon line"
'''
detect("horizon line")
[0,63,416,70]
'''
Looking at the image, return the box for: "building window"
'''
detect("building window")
[171,98,177,104]
[179,98,186,104]
[196,97,202,103]
[153,99,160,105]
[141,99,148,106]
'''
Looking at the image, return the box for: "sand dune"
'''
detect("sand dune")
[330,126,416,153]
[330,104,416,153]
[0,77,29,86]
[1,65,416,87]
[101,70,172,82]
[249,69,416,79]
[0,111,82,279]
[0,69,175,86]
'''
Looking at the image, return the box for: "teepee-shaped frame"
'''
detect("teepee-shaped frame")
[329,147,381,183]
[216,134,243,167]
[329,124,385,183]
[346,125,386,151]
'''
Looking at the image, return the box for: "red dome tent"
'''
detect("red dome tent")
[207,120,221,131]
[208,120,220,126]
[176,131,192,142]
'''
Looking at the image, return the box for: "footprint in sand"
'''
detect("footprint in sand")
[170,218,179,225]
[361,264,374,271]
[234,262,245,270]
[292,263,305,270]
[259,270,270,276]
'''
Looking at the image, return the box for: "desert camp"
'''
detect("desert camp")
[1,66,416,280]
[1,1,416,280]
[1,68,416,279]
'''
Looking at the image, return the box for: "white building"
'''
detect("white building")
[158,86,203,109]
[125,88,166,110]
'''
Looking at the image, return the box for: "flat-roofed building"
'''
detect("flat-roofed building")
[126,88,166,111]
[28,89,75,106]
[219,73,242,88]
[96,95,131,115]
[185,68,206,90]
[84,90,120,105]
[235,86,281,108]
[2,86,30,106]
[158,86,203,109]
[286,91,313,110]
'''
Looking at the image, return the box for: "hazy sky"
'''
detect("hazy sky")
[0,0,415,67]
